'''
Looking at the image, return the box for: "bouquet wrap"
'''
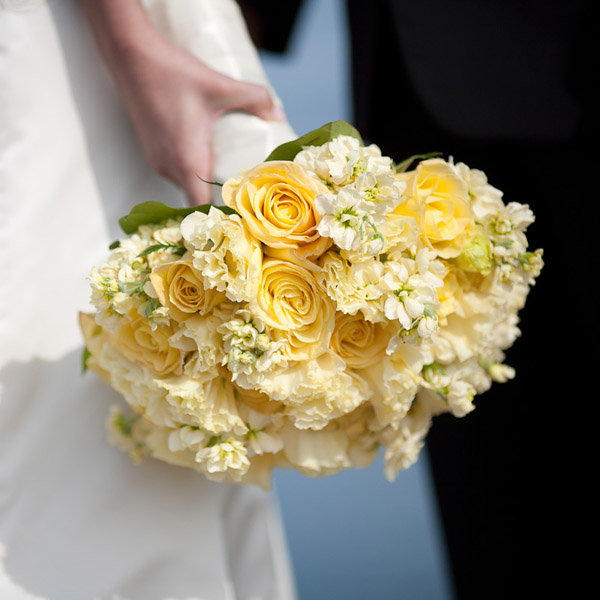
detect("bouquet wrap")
[81,122,543,489]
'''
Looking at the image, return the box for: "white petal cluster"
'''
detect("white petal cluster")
[296,135,405,256]
[294,134,393,188]
[181,208,262,303]
[218,308,286,380]
[88,220,184,330]
[381,248,445,340]
[82,132,542,488]
[319,252,386,321]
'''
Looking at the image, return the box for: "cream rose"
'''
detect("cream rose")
[150,259,224,321]
[330,312,391,369]
[252,258,335,361]
[109,312,185,377]
[222,160,330,262]
[394,159,475,258]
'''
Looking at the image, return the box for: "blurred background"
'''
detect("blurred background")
[245,0,593,598]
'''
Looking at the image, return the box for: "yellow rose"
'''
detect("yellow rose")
[109,312,186,377]
[394,159,475,258]
[79,312,112,383]
[222,160,330,262]
[150,259,225,321]
[330,312,391,369]
[437,266,465,323]
[252,258,335,361]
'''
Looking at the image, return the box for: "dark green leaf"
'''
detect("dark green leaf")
[108,240,120,250]
[198,176,223,187]
[265,120,363,162]
[395,152,442,173]
[206,435,222,448]
[118,201,237,235]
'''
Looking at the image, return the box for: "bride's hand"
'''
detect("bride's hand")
[79,0,286,206]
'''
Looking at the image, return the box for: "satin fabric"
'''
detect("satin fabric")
[0,1,297,598]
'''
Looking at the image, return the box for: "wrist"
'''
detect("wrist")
[79,0,163,68]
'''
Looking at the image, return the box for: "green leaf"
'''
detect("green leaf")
[115,412,140,436]
[206,435,222,448]
[118,201,237,235]
[81,346,91,374]
[265,120,363,162]
[144,297,160,318]
[395,152,441,173]
[108,240,120,250]
[137,243,187,257]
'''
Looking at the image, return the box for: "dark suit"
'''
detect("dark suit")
[348,2,593,597]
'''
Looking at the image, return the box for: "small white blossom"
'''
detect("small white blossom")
[245,411,284,456]
[353,171,406,216]
[167,425,207,453]
[446,380,476,417]
[219,309,285,379]
[381,250,443,338]
[294,135,393,189]
[196,438,250,481]
[489,363,516,383]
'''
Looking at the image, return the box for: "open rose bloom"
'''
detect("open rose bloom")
[80,124,543,489]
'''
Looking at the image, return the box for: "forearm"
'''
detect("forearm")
[78,0,163,86]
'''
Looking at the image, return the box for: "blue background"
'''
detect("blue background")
[259,1,454,598]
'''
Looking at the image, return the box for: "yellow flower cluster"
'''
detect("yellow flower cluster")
[81,132,542,488]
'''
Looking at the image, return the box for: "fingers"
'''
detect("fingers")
[217,77,287,123]
[182,157,215,206]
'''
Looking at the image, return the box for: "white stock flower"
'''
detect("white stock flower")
[294,135,393,189]
[244,410,284,456]
[250,352,370,430]
[180,207,262,303]
[446,380,476,417]
[196,438,251,481]
[381,249,444,338]
[319,251,386,321]
[316,187,384,255]
[455,162,505,221]
[354,171,406,216]
[279,423,351,477]
[156,374,248,436]
[489,362,516,383]
[167,425,207,453]
[379,398,433,481]
[219,309,286,380]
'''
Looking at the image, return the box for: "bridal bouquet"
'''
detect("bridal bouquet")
[80,121,543,489]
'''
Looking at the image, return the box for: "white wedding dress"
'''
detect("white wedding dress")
[0,1,297,598]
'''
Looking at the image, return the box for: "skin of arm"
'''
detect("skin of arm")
[78,0,285,205]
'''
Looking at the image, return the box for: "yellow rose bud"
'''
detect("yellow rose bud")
[394,159,475,258]
[252,258,335,361]
[330,312,391,369]
[222,160,330,262]
[109,312,185,377]
[149,260,224,321]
